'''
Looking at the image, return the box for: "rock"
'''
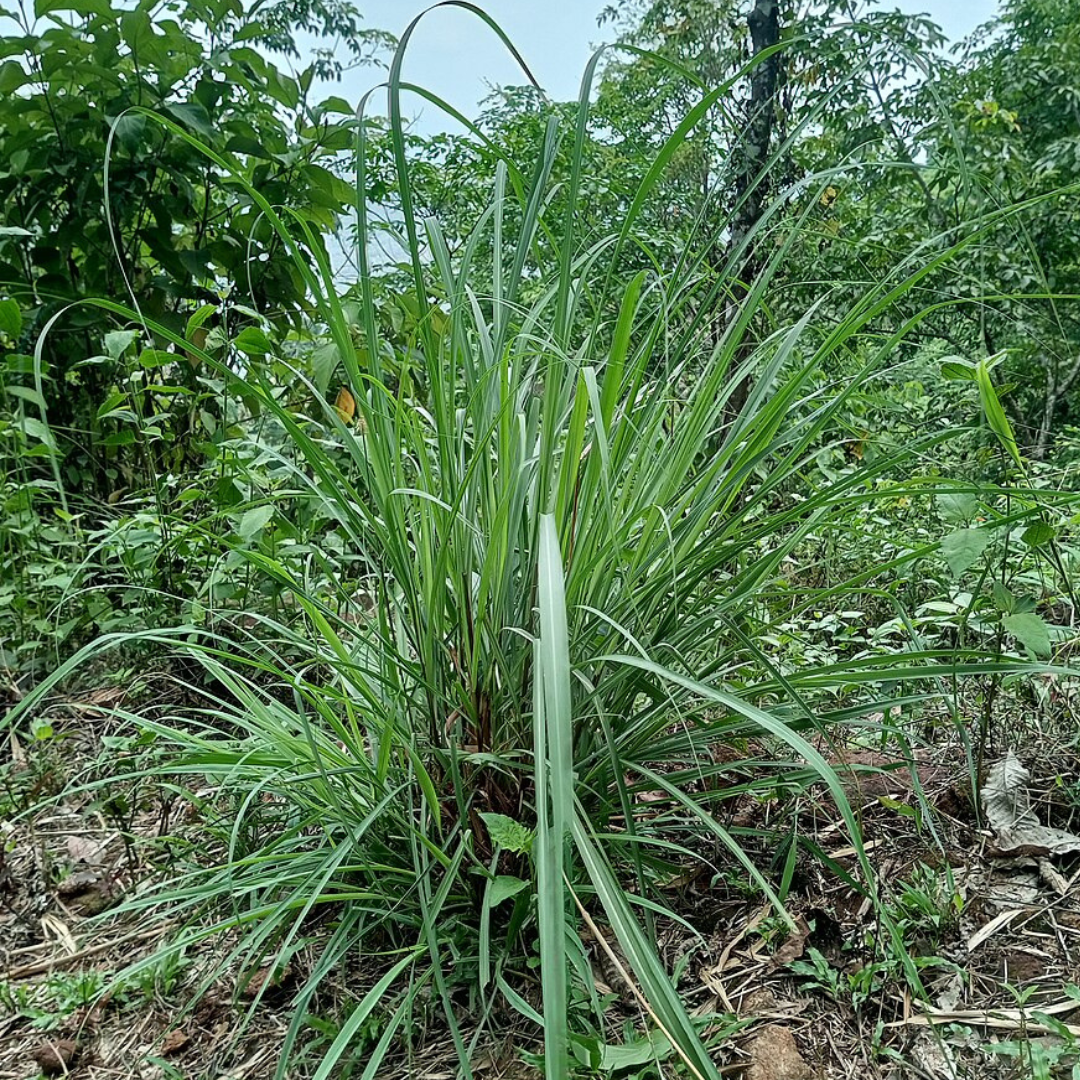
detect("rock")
[745,1024,814,1080]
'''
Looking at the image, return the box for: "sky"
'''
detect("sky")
[319,0,1000,132]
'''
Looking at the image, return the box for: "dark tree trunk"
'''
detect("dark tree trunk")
[730,0,781,264]
[723,0,781,421]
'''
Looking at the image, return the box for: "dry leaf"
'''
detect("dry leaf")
[967,908,1024,952]
[981,751,1080,856]
[40,912,77,955]
[31,1038,79,1075]
[981,751,1033,831]
[334,386,356,423]
[161,1029,190,1055]
[771,915,810,968]
[239,961,292,998]
[1038,856,1069,896]
[66,835,108,866]
[909,1029,959,1078]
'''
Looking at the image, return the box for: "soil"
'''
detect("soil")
[4,674,1080,1079]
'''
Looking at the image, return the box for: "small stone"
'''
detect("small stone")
[745,1024,814,1080]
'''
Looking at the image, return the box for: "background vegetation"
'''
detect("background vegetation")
[1,0,1078,1077]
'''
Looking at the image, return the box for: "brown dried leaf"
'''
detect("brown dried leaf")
[31,1038,79,1075]
[1038,856,1069,896]
[982,751,1080,856]
[239,961,292,998]
[161,1029,190,1055]
[981,751,1035,831]
[66,835,107,866]
[771,915,810,968]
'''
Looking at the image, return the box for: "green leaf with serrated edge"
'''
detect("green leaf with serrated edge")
[478,812,533,854]
[237,506,274,541]
[935,492,978,523]
[104,330,138,359]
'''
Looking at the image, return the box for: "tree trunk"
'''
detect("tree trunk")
[1035,351,1080,459]
[723,0,781,422]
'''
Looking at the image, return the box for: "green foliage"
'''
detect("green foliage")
[2,2,1079,1078]
[0,0,386,499]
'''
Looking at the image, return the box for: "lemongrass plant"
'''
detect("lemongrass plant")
[8,7,1076,1078]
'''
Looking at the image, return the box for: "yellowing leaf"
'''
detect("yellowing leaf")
[334,386,355,424]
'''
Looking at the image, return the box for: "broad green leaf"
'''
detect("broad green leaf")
[940,528,991,577]
[0,61,25,96]
[224,135,270,159]
[104,330,138,359]
[120,9,164,61]
[478,812,533,854]
[138,349,174,368]
[310,342,340,395]
[940,357,977,381]
[96,390,129,420]
[102,431,137,447]
[487,875,529,909]
[234,327,272,356]
[0,298,22,340]
[1003,612,1051,658]
[1022,522,1055,548]
[935,492,978,523]
[163,102,214,138]
[5,385,45,409]
[21,415,56,450]
[35,0,111,15]
[237,505,275,541]
[991,581,1014,613]
[185,304,217,340]
[319,95,354,115]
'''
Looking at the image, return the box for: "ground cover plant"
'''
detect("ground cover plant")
[2,1,1080,1077]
